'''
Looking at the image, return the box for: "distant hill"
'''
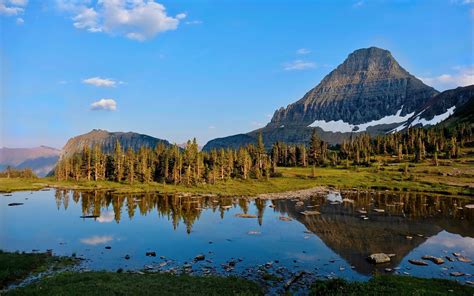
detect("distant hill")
[61,129,173,158]
[204,47,472,150]
[0,146,60,177]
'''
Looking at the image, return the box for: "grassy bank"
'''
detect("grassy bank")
[310,276,474,295]
[6,272,263,296]
[0,159,472,196]
[0,251,76,289]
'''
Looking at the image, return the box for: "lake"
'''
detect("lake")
[1,189,473,292]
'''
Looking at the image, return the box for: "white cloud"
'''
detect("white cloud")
[80,235,113,245]
[296,48,311,55]
[0,0,27,16]
[208,125,216,129]
[15,16,23,24]
[83,76,117,87]
[284,60,316,71]
[185,20,202,25]
[90,99,117,111]
[57,0,185,41]
[421,65,474,91]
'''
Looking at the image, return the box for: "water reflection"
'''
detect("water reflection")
[272,192,474,274]
[3,189,473,283]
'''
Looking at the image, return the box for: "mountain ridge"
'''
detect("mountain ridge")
[203,47,472,151]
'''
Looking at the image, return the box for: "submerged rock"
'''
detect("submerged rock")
[408,259,428,266]
[300,210,321,216]
[368,253,391,264]
[146,251,156,257]
[124,255,131,260]
[279,216,292,221]
[450,271,465,277]
[247,231,261,235]
[194,254,205,261]
[457,256,472,263]
[235,213,257,218]
[422,255,444,265]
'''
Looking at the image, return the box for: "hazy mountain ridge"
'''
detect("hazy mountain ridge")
[0,146,60,177]
[61,129,173,158]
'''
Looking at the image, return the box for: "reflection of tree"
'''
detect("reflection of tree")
[255,198,266,226]
[54,190,62,210]
[55,189,473,237]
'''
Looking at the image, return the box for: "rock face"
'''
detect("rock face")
[0,146,60,177]
[61,129,172,158]
[269,47,438,128]
[203,47,472,151]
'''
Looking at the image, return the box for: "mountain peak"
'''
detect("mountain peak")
[269,47,438,127]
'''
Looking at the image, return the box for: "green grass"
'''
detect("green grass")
[0,251,76,289]
[310,276,474,295]
[6,272,263,296]
[1,157,472,196]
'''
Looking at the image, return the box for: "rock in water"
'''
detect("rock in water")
[457,256,472,263]
[235,213,257,218]
[422,255,444,265]
[8,202,24,206]
[368,253,391,264]
[194,254,205,261]
[408,259,428,266]
[146,251,156,257]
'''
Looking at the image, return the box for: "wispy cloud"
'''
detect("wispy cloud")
[296,48,311,55]
[283,60,316,71]
[185,20,203,25]
[0,0,28,16]
[421,65,474,91]
[83,77,118,87]
[208,125,216,129]
[56,0,186,41]
[80,235,113,245]
[353,1,364,8]
[90,99,117,111]
[16,16,23,24]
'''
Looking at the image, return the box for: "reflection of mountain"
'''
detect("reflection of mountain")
[272,192,474,275]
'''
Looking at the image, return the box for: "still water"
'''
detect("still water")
[1,189,473,290]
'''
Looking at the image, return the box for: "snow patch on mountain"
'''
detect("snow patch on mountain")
[308,107,414,133]
[390,106,456,133]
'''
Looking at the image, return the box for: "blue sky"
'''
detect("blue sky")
[1,0,473,148]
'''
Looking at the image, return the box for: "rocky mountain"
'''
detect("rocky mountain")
[0,146,60,177]
[394,85,474,131]
[61,129,172,158]
[204,47,471,150]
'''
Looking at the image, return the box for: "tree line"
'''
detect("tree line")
[54,123,473,184]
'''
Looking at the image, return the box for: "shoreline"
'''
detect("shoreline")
[2,251,473,295]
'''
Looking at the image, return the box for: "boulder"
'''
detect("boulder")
[368,253,391,264]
